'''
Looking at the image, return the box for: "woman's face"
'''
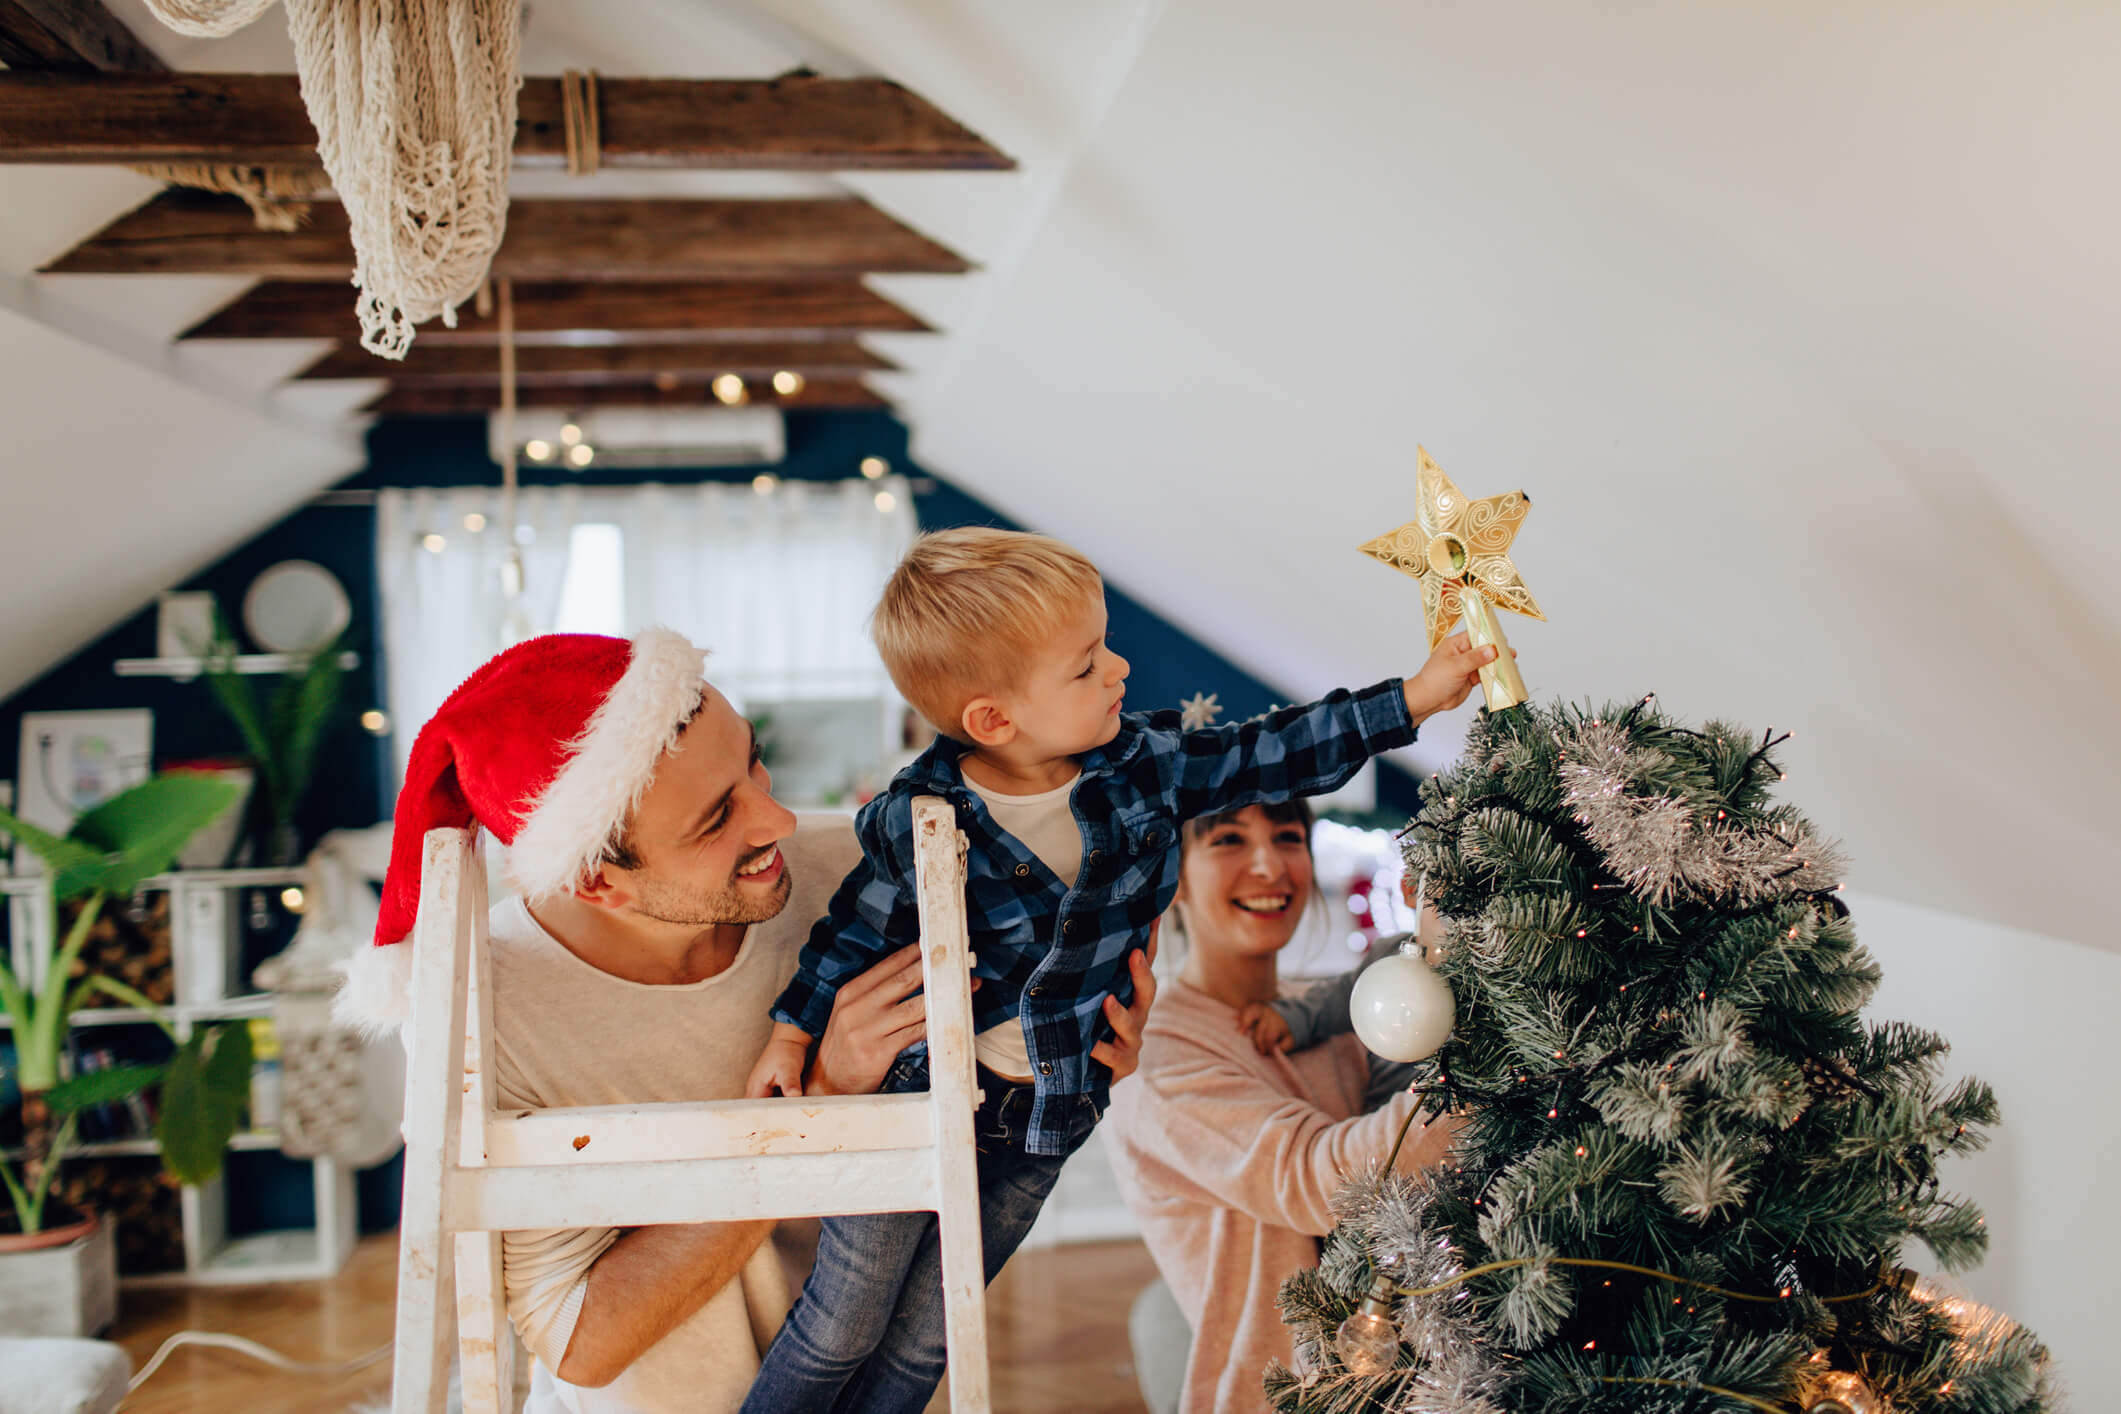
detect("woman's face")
[1175,806,1314,958]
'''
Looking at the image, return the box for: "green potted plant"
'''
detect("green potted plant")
[0,774,254,1336]
[199,619,349,865]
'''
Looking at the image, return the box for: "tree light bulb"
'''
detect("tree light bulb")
[1333,1275,1401,1375]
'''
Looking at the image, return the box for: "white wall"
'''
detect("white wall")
[1851,888,2119,1407]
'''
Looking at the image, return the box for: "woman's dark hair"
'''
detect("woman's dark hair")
[1179,797,1314,854]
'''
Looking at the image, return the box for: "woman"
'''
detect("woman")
[1105,800,1456,1414]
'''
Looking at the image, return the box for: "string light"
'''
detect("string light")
[463,512,488,532]
[525,439,553,461]
[860,456,889,479]
[567,443,595,468]
[359,709,390,735]
[875,489,898,512]
[752,473,779,496]
[280,886,305,912]
[772,370,806,396]
[713,373,749,405]
[559,422,582,447]
[421,532,446,553]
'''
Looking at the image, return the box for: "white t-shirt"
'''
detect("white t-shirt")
[963,772,1082,1081]
[493,815,861,1414]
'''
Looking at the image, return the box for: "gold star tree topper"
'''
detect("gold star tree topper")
[1360,446,1543,711]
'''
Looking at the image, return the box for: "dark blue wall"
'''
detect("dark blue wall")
[0,407,1420,1233]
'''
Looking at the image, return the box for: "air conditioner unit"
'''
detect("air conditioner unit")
[489,406,785,471]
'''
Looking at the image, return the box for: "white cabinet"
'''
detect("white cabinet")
[1,867,360,1287]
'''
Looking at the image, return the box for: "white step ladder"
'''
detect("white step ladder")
[390,798,990,1412]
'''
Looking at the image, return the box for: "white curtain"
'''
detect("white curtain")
[376,478,916,789]
[376,485,579,783]
[616,477,917,704]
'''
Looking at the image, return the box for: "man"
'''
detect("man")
[334,629,1156,1412]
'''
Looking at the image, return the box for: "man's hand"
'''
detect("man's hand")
[1237,1001,1295,1055]
[745,1027,811,1099]
[1403,631,1507,724]
[806,944,934,1097]
[1091,926,1160,1083]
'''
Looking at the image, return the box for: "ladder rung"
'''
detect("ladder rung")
[477,1092,938,1166]
[451,1148,944,1229]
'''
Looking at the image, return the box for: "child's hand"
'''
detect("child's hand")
[1402,631,1506,724]
[1237,1002,1294,1055]
[746,1033,811,1098]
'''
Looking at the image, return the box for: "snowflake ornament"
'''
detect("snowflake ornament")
[1179,692,1222,730]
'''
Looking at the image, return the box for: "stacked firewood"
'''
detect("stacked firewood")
[56,1157,184,1274]
[62,893,175,1006]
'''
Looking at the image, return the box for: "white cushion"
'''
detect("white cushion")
[0,1338,130,1414]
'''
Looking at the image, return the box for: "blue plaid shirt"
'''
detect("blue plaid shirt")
[772,678,1418,1154]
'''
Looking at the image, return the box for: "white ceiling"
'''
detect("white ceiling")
[1,2,2114,948]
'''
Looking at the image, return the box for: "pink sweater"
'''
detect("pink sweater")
[1105,976,1455,1414]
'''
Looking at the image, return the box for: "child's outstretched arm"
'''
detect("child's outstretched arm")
[1167,633,1497,822]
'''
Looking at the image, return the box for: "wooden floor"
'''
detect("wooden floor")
[110,1232,1161,1414]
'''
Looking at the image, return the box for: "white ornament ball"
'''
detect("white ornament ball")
[1350,943,1455,1062]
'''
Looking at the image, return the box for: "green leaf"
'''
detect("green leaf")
[46,1062,168,1117]
[0,803,106,898]
[68,774,244,895]
[154,1022,253,1185]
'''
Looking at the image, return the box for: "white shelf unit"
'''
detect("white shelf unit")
[1,867,360,1287]
[111,651,360,682]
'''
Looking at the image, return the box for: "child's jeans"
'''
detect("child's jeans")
[739,1056,1101,1414]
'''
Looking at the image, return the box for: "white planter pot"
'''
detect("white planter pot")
[0,1215,118,1337]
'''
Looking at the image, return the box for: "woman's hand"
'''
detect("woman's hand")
[1092,926,1160,1083]
[1402,631,1506,724]
[806,944,936,1097]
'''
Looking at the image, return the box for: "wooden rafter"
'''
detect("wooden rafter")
[0,0,164,73]
[0,72,1011,169]
[364,378,887,416]
[182,280,932,343]
[296,340,896,385]
[44,189,972,280]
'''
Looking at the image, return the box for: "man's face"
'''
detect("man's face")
[606,687,797,926]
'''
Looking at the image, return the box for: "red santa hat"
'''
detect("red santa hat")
[334,627,707,1033]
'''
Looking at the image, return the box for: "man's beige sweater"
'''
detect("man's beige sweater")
[1105,975,1455,1414]
[492,815,859,1414]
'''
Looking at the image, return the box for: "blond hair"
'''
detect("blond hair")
[873,527,1104,740]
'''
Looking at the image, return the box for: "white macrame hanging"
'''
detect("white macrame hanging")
[137,0,521,359]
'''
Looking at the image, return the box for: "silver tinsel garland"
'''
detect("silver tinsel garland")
[1554,720,1848,908]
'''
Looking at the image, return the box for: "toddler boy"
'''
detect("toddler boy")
[741,527,1494,1412]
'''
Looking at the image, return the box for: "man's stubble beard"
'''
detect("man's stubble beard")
[628,861,792,928]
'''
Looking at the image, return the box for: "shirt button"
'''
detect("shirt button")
[1088,849,1101,863]
[1147,830,1164,846]
[1062,919,1076,935]
[1014,863,1030,878]
[1027,983,1043,997]
[1039,1062,1054,1076]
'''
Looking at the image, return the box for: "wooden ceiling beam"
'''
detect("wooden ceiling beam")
[364,378,886,416]
[182,280,932,343]
[295,339,896,385]
[0,0,165,73]
[43,189,970,279]
[0,71,1010,169]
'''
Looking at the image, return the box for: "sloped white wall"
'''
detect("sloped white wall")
[1852,889,2118,1407]
[0,303,355,701]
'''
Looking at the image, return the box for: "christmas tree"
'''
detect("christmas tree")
[1268,698,2057,1414]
